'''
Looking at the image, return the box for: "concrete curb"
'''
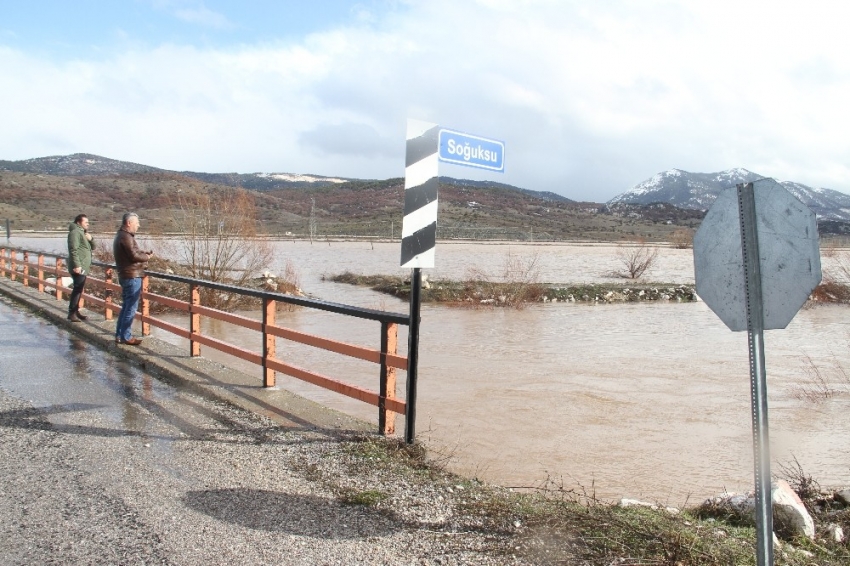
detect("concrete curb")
[0,277,373,435]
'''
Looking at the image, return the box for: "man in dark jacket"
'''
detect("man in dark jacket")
[113,212,153,345]
[66,214,95,322]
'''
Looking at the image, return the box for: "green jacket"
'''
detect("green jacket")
[67,222,95,274]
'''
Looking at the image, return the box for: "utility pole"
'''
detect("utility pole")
[309,198,316,244]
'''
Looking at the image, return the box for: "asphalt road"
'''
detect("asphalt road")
[0,297,511,565]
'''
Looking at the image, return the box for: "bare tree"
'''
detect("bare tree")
[169,186,274,309]
[670,228,694,249]
[464,251,545,308]
[616,240,659,279]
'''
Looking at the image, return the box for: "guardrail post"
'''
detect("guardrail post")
[379,321,398,436]
[405,268,422,444]
[189,283,201,356]
[55,258,62,300]
[22,252,29,287]
[141,275,151,336]
[262,297,276,387]
[0,248,5,276]
[10,250,17,282]
[104,268,114,320]
[37,254,45,293]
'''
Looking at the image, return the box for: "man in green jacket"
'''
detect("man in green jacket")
[67,214,95,322]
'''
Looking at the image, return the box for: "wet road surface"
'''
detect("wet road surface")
[0,297,508,565]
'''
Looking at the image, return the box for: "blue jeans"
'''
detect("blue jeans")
[116,277,142,341]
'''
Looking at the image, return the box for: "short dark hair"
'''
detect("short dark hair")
[121,212,139,226]
[74,214,87,224]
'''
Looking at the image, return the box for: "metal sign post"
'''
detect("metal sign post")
[405,267,422,444]
[399,119,505,443]
[738,183,773,566]
[5,219,9,243]
[693,179,821,566]
[400,119,440,444]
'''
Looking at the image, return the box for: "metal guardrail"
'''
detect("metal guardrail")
[0,246,413,437]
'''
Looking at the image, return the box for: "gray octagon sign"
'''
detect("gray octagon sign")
[693,179,822,331]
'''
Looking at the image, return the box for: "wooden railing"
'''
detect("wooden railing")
[0,246,412,436]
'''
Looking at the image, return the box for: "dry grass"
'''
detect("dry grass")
[792,352,849,402]
[462,251,546,309]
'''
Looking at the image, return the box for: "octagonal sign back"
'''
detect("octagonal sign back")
[693,179,821,331]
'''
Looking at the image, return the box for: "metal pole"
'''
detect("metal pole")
[738,182,774,566]
[405,267,422,444]
[5,219,9,243]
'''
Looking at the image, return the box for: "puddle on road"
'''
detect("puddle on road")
[0,298,195,473]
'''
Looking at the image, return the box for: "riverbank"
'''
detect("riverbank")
[328,272,698,305]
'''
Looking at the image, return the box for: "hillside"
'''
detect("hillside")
[1,154,701,242]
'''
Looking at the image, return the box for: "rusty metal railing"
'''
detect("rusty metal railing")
[0,246,410,436]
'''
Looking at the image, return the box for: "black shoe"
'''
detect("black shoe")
[75,311,88,321]
[68,312,82,322]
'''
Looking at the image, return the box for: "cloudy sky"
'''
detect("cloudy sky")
[2,0,849,201]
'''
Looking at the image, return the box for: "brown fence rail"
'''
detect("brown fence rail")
[0,246,411,436]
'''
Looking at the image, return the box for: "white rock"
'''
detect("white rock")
[825,523,845,543]
[619,498,656,509]
[704,487,815,541]
[835,489,850,506]
[772,480,815,540]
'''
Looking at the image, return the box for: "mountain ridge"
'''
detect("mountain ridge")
[0,153,572,203]
[0,153,692,241]
[609,168,850,221]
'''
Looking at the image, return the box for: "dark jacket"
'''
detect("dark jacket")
[113,227,150,279]
[67,222,95,274]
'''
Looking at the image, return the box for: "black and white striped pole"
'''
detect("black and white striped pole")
[401,119,439,444]
[399,120,504,443]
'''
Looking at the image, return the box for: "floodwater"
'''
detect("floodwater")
[11,236,850,502]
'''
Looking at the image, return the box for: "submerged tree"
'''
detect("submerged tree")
[616,239,659,279]
[169,186,274,309]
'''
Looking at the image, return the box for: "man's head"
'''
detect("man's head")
[74,214,89,231]
[122,212,140,234]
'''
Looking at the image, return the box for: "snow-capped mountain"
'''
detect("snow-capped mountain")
[609,168,850,221]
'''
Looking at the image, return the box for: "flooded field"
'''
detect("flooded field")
[12,235,850,502]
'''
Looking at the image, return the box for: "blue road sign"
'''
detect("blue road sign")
[438,129,505,172]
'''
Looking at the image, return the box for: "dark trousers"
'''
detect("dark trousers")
[68,272,87,314]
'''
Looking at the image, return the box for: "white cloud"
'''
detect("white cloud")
[1,0,849,200]
[151,0,234,30]
[173,6,234,29]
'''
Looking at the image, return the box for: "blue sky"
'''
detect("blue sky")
[2,0,850,201]
[1,1,386,54]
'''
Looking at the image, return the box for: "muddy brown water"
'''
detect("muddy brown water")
[13,236,850,502]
